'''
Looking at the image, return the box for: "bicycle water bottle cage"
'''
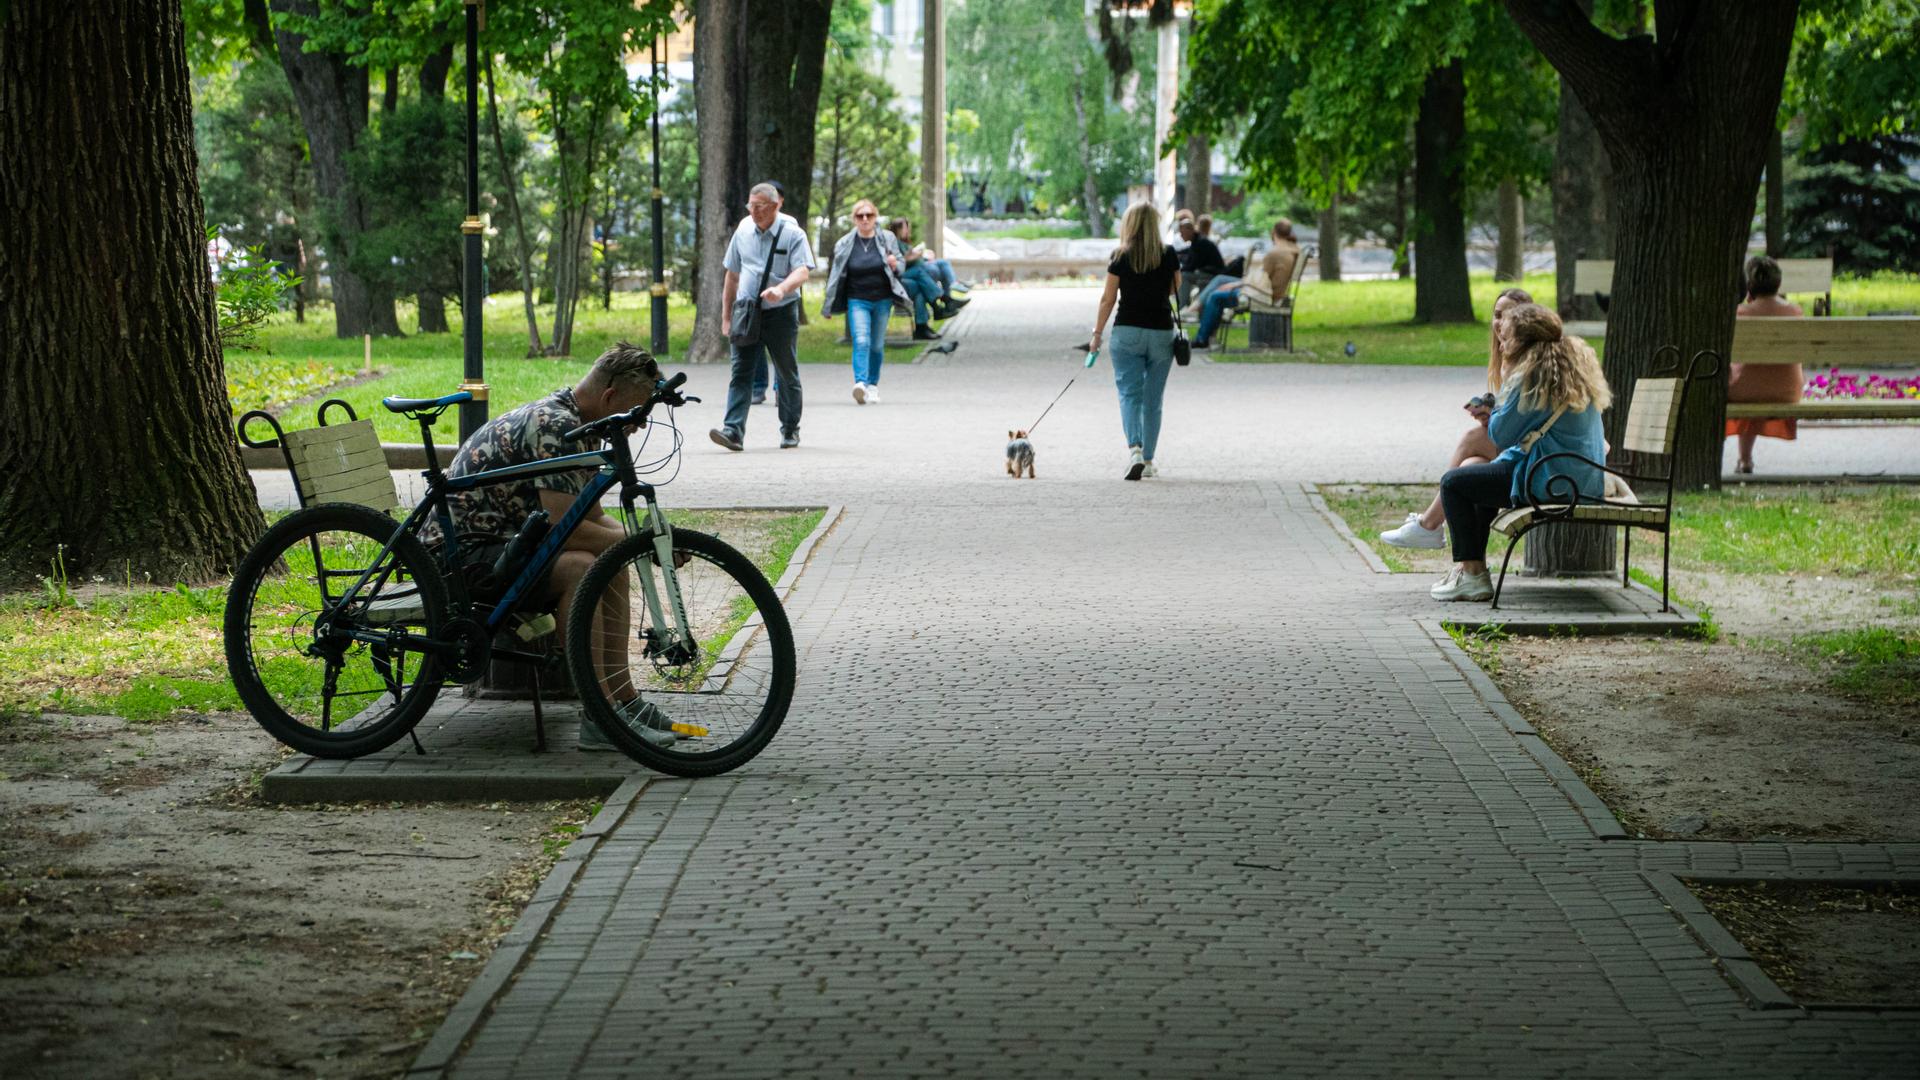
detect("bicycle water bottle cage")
[382,391,473,421]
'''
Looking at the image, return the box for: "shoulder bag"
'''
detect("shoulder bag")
[729,222,783,348]
[1170,296,1192,366]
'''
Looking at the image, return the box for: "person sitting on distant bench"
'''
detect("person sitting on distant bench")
[1725,254,1805,474]
[888,217,969,339]
[1175,212,1227,308]
[1190,219,1301,349]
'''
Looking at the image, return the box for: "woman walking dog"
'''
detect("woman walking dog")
[1089,202,1180,480]
[822,199,912,405]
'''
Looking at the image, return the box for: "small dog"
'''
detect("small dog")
[1005,430,1036,479]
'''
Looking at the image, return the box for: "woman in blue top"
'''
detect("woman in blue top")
[1432,303,1612,601]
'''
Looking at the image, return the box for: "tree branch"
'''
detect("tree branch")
[1501,0,1649,117]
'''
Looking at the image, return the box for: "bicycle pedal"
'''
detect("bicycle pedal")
[514,613,556,641]
[668,722,708,738]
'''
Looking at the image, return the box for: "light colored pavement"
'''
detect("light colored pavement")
[417,291,1916,1077]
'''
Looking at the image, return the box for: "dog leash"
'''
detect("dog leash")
[1025,378,1075,436]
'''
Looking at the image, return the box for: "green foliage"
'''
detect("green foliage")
[210,229,303,350]
[1785,131,1920,274]
[224,354,353,416]
[346,97,466,306]
[1792,628,1920,707]
[813,54,919,247]
[196,58,314,274]
[1784,0,1919,149]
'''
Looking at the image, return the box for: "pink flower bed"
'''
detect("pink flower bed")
[1805,369,1920,400]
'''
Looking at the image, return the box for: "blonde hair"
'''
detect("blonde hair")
[849,198,878,222]
[1501,303,1611,413]
[1487,287,1534,391]
[1115,202,1166,275]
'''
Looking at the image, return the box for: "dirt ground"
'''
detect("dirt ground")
[0,712,589,1079]
[1692,881,1920,1006]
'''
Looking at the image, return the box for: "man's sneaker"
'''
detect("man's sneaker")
[780,430,800,449]
[1381,516,1445,549]
[852,382,868,405]
[1141,461,1157,478]
[1430,568,1494,602]
[935,295,970,318]
[865,385,881,404]
[709,428,744,452]
[1124,446,1145,481]
[580,699,678,751]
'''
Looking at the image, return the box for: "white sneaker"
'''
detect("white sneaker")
[1124,447,1145,481]
[852,382,867,405]
[865,385,881,404]
[1381,516,1446,549]
[1430,568,1494,602]
[1141,461,1157,478]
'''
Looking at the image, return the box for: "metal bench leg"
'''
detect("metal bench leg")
[1622,526,1632,587]
[530,665,547,753]
[1491,528,1525,611]
[1660,528,1672,614]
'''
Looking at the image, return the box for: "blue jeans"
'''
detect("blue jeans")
[1108,325,1175,460]
[751,353,774,398]
[723,302,802,438]
[845,298,890,385]
[900,264,941,324]
[922,258,959,293]
[1195,285,1243,345]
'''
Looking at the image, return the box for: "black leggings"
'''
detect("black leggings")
[1439,459,1516,563]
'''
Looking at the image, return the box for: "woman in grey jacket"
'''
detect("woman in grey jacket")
[821,199,912,404]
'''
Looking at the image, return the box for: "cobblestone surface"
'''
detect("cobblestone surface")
[415,291,1916,1077]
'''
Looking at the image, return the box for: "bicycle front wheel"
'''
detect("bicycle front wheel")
[224,502,449,758]
[567,528,796,776]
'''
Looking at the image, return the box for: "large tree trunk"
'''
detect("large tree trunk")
[1507,0,1800,491]
[1496,178,1525,281]
[1318,164,1342,282]
[0,0,264,587]
[741,0,832,229]
[414,43,454,334]
[1552,57,1612,320]
[1412,60,1473,323]
[690,0,749,364]
[1184,135,1211,216]
[270,0,403,339]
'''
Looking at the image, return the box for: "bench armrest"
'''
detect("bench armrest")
[1522,450,1670,521]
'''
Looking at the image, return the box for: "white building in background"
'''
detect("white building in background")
[868,1,933,132]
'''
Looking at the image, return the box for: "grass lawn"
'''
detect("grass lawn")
[230,289,901,441]
[1214,270,1920,367]
[0,509,824,723]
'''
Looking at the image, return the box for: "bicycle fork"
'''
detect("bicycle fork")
[626,499,698,665]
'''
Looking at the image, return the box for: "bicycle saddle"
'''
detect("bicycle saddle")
[382,391,473,415]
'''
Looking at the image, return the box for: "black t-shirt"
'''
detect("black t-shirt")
[1180,235,1226,275]
[843,233,893,303]
[1108,245,1178,330]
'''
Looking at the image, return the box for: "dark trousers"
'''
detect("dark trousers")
[1439,459,1516,562]
[723,302,802,438]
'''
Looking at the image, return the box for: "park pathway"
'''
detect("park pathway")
[427,291,1917,1078]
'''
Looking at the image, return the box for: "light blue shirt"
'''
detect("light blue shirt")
[1489,385,1607,505]
[723,212,814,309]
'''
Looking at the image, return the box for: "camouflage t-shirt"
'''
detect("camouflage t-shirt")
[418,387,590,554]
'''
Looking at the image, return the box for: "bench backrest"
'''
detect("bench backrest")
[1621,377,1682,456]
[1573,257,1833,297]
[1731,316,1920,366]
[282,419,399,512]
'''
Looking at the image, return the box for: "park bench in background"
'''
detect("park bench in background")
[1724,316,1920,423]
[1215,244,1318,353]
[1573,256,1835,318]
[1488,346,1719,613]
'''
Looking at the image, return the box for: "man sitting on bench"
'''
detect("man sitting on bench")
[1725,255,1805,474]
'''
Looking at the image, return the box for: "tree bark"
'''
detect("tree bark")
[270,0,403,339]
[1184,134,1210,216]
[1317,163,1342,282]
[690,0,750,364]
[741,0,832,229]
[1507,0,1801,490]
[1552,56,1611,320]
[1496,177,1524,281]
[485,55,544,356]
[1765,127,1784,256]
[0,0,265,587]
[1412,60,1473,323]
[414,43,455,335]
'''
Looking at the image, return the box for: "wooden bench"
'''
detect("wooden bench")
[1215,244,1317,353]
[1573,257,1835,314]
[1724,316,1920,423]
[1488,346,1718,613]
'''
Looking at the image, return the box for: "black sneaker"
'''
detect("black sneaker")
[709,428,744,452]
[779,430,800,449]
[911,324,942,341]
[942,295,971,314]
[751,392,767,404]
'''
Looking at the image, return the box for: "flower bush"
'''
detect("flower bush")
[1805,369,1920,400]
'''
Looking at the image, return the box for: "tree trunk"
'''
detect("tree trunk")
[1552,56,1611,320]
[1496,177,1524,281]
[1765,127,1784,256]
[1184,134,1210,216]
[1317,164,1342,282]
[414,43,454,334]
[690,0,749,364]
[0,0,265,587]
[741,0,832,230]
[1507,0,1801,491]
[1412,60,1473,323]
[1069,74,1107,239]
[270,0,402,339]
[383,66,399,114]
[485,55,545,357]
[1393,164,1410,278]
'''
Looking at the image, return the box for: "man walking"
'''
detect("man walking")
[711,181,815,451]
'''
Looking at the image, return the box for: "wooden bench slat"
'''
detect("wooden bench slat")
[1622,378,1680,455]
[1572,258,1833,296]
[1493,503,1668,536]
[281,419,400,510]
[1730,317,1920,365]
[1726,400,1920,420]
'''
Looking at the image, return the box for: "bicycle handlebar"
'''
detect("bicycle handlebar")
[561,373,697,444]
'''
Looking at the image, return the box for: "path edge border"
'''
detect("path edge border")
[1301,481,1391,574]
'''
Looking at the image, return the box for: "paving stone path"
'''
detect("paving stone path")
[417,291,1918,1078]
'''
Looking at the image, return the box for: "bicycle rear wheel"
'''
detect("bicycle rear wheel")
[224,502,449,758]
[567,528,796,777]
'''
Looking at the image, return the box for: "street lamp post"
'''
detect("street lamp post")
[458,0,488,441]
[649,37,668,356]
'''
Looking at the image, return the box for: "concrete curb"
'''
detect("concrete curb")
[1418,617,1628,841]
[1642,869,1800,1011]
[1300,481,1392,574]
[406,777,650,1078]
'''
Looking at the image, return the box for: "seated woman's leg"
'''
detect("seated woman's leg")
[900,266,938,326]
[1416,425,1500,530]
[1193,286,1242,346]
[1438,460,1516,574]
[1196,274,1240,309]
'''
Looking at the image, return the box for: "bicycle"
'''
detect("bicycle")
[222,373,796,777]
